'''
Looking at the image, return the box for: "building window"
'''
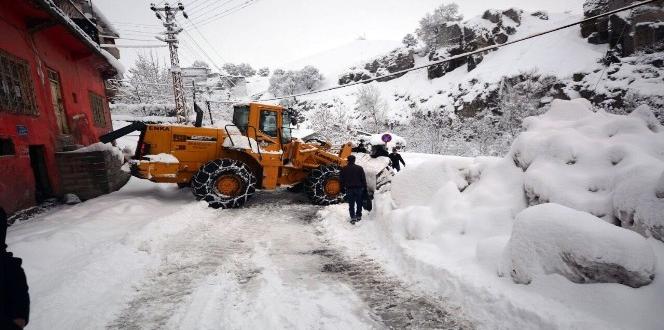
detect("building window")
[88,91,107,127]
[0,49,38,116]
[0,138,15,156]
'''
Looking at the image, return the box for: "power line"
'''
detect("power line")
[185,0,216,12]
[182,17,229,65]
[258,0,662,102]
[103,44,168,48]
[188,0,234,15]
[593,21,630,93]
[110,21,163,28]
[110,37,162,42]
[187,0,237,18]
[195,0,256,27]
[185,0,205,8]
[115,28,162,35]
[174,18,237,88]
[196,1,255,27]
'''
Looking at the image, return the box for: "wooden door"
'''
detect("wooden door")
[48,69,69,134]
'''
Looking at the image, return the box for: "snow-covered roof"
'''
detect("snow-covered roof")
[90,3,120,37]
[34,0,124,75]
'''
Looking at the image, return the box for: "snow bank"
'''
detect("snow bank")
[319,98,664,328]
[511,99,664,240]
[387,155,524,240]
[391,156,476,208]
[500,203,656,288]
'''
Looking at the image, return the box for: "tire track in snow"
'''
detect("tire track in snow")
[107,204,266,330]
[107,190,472,329]
[309,243,473,329]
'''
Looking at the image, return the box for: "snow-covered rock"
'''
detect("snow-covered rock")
[63,193,81,205]
[500,203,656,288]
[509,99,664,240]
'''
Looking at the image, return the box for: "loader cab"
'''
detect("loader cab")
[232,103,293,146]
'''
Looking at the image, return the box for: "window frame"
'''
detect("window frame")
[232,105,250,134]
[0,49,38,116]
[88,91,107,128]
[259,110,278,138]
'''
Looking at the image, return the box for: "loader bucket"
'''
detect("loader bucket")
[354,153,393,193]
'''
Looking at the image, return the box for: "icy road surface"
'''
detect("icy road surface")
[7,179,472,329]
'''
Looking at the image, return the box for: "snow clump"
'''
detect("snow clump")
[510,99,664,241]
[500,203,656,288]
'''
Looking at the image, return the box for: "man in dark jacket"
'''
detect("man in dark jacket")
[1,209,30,330]
[389,149,406,172]
[340,155,367,224]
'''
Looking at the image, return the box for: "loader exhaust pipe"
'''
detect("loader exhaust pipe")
[194,102,203,127]
[99,122,147,144]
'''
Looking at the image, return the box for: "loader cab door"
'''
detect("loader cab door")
[232,105,250,135]
[259,110,278,138]
[257,109,283,152]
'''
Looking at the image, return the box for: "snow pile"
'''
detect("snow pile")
[69,142,124,163]
[144,153,179,164]
[385,155,524,241]
[500,203,656,288]
[511,99,664,241]
[391,157,479,208]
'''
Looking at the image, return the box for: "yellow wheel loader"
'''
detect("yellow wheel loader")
[101,102,392,208]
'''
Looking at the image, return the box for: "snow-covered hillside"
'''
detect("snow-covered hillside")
[246,4,664,157]
[281,39,402,87]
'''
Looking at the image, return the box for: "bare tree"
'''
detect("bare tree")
[402,33,418,48]
[257,67,270,77]
[355,85,388,133]
[308,98,354,144]
[268,66,323,97]
[416,3,463,51]
[115,52,172,105]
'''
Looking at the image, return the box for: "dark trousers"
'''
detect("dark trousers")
[346,188,364,220]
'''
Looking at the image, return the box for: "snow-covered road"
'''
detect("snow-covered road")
[7,179,472,329]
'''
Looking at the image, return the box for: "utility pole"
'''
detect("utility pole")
[151,2,189,123]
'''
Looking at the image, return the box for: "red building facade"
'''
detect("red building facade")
[0,0,120,214]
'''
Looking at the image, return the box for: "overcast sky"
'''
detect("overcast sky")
[95,0,585,71]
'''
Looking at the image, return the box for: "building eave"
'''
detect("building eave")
[32,0,123,77]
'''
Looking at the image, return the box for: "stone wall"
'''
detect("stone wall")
[56,149,129,200]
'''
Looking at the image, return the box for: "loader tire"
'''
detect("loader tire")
[305,165,345,205]
[191,159,257,209]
